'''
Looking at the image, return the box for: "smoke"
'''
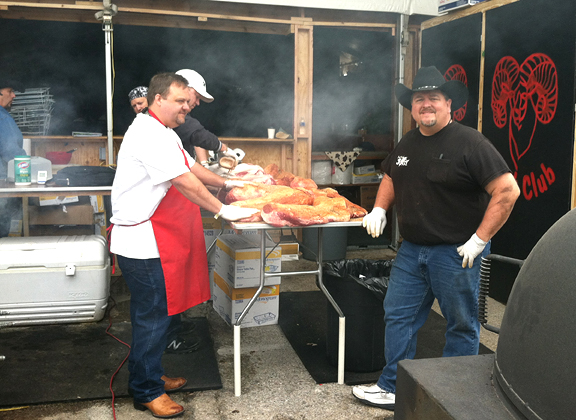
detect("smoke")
[1,19,106,134]
[1,19,394,147]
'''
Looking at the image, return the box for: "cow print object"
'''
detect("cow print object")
[324,151,361,172]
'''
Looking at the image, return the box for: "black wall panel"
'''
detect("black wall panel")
[483,0,575,301]
[422,14,482,129]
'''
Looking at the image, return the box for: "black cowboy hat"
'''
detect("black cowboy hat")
[394,66,468,111]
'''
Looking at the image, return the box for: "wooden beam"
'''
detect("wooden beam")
[0,1,416,33]
[293,24,313,178]
[477,12,487,132]
[401,29,420,135]
[112,13,292,35]
[0,1,101,12]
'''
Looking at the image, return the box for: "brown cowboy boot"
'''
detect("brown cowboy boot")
[133,393,184,418]
[161,375,187,392]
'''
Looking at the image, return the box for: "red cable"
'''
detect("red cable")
[105,291,131,420]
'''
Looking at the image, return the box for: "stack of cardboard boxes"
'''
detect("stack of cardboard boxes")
[351,164,381,185]
[211,234,282,328]
[202,210,301,328]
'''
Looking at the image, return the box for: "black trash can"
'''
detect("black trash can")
[302,227,348,261]
[323,259,393,372]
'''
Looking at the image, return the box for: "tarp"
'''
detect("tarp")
[210,0,439,16]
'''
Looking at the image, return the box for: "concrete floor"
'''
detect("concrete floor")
[0,247,506,420]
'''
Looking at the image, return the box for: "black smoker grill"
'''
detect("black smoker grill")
[394,208,576,420]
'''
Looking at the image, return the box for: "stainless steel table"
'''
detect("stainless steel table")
[229,219,363,396]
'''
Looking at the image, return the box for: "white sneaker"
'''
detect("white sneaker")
[352,384,395,410]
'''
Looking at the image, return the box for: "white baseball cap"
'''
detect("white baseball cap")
[175,69,214,103]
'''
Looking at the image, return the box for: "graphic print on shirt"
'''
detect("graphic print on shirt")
[444,64,468,122]
[491,53,558,201]
[396,156,409,167]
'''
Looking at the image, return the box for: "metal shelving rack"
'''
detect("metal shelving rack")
[10,88,55,135]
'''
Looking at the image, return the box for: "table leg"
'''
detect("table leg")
[22,197,29,237]
[233,231,267,396]
[234,324,241,396]
[315,227,345,384]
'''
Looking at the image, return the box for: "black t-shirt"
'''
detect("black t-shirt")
[173,114,222,159]
[382,121,511,245]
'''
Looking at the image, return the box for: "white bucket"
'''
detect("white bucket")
[331,163,353,184]
[311,161,332,185]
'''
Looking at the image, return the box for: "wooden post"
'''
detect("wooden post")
[477,12,487,132]
[401,28,420,135]
[293,22,313,178]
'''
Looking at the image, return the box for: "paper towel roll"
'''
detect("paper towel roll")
[331,162,353,184]
[23,138,31,156]
[312,161,332,185]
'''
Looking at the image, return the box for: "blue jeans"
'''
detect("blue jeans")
[376,240,490,393]
[117,255,176,403]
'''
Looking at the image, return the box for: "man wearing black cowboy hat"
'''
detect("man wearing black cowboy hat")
[0,79,26,238]
[353,66,520,410]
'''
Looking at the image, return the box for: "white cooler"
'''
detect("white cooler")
[0,235,111,326]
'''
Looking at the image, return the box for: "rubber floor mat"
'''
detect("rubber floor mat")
[0,317,221,407]
[279,291,493,385]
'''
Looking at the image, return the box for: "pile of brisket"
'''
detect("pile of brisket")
[224,164,367,227]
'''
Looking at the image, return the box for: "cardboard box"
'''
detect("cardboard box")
[353,164,375,175]
[94,212,107,237]
[214,234,282,288]
[202,213,223,231]
[212,271,279,328]
[352,172,381,184]
[28,204,95,225]
[360,185,379,211]
[438,0,485,13]
[223,222,257,236]
[8,219,22,237]
[202,211,256,239]
[37,196,80,206]
[89,195,106,213]
[280,242,299,261]
[204,228,258,298]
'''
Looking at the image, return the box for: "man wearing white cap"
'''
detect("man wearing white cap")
[174,69,231,164]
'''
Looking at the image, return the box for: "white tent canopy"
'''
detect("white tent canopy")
[210,0,439,16]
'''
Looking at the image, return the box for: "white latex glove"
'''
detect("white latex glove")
[215,204,259,221]
[362,207,387,238]
[224,180,252,190]
[457,233,488,268]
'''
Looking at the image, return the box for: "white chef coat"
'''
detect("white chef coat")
[110,112,195,259]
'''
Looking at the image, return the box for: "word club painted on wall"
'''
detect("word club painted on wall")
[491,53,558,201]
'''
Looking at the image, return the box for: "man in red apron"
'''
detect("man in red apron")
[110,72,258,418]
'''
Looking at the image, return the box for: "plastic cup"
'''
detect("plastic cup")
[268,128,276,139]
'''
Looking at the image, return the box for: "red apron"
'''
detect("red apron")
[151,185,210,316]
[112,111,210,316]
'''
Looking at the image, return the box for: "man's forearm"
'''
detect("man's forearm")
[373,174,395,211]
[476,173,520,241]
[171,171,223,214]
